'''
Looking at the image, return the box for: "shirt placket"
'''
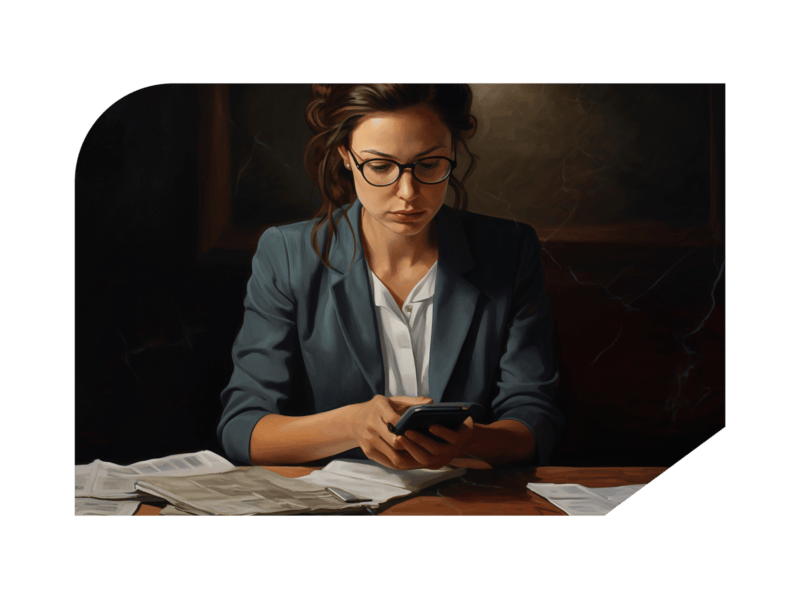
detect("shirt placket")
[391,304,417,396]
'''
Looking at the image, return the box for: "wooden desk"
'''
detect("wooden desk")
[135,465,666,515]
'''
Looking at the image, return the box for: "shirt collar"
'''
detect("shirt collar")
[369,261,438,310]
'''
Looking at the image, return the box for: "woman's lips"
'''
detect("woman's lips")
[391,210,424,222]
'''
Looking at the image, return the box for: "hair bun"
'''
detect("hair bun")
[311,84,335,100]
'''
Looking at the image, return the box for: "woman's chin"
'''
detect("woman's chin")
[385,220,430,236]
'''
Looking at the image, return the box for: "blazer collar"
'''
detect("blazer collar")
[328,199,479,402]
[326,199,366,275]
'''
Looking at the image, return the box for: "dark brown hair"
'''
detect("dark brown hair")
[303,84,478,268]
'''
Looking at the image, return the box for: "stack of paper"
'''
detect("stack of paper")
[136,459,467,516]
[527,482,645,515]
[75,498,140,516]
[299,459,466,505]
[137,467,363,515]
[74,450,236,515]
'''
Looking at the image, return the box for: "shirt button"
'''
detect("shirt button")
[405,306,412,313]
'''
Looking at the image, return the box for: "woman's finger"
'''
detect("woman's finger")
[365,446,399,470]
[397,436,435,466]
[428,425,460,445]
[430,417,474,446]
[372,418,405,450]
[372,436,405,465]
[377,397,402,422]
[369,448,422,471]
[454,418,475,444]
[372,436,423,470]
[403,435,456,470]
[405,430,448,455]
[387,395,432,413]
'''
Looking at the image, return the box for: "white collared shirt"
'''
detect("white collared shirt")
[368,261,438,398]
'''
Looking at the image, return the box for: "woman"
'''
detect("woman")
[217,84,564,470]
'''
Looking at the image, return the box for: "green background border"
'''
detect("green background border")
[7,1,797,598]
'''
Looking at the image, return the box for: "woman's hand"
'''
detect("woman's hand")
[349,395,434,470]
[396,418,474,470]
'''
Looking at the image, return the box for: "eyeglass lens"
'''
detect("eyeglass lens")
[362,158,452,185]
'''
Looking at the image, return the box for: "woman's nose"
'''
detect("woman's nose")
[395,169,418,199]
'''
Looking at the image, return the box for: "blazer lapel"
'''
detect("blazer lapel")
[328,200,385,397]
[428,206,479,403]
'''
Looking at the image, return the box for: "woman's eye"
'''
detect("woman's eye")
[419,160,441,170]
[367,162,392,173]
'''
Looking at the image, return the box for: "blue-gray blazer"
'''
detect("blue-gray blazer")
[218,199,564,465]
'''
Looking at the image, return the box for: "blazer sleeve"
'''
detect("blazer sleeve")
[490,224,564,465]
[217,227,299,465]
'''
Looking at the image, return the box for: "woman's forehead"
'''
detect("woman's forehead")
[350,106,451,157]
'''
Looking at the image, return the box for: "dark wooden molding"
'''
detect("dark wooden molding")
[198,84,232,260]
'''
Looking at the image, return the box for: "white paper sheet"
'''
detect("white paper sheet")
[75,450,236,500]
[75,497,140,516]
[298,471,410,506]
[316,459,466,493]
[527,482,645,515]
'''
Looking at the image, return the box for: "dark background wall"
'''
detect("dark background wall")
[75,84,724,467]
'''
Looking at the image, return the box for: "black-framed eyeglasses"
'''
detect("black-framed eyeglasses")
[348,148,456,187]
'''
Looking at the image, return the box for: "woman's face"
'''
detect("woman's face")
[338,105,453,240]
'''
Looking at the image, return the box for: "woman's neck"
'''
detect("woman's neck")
[360,208,438,275]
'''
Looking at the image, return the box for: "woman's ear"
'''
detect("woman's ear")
[337,144,350,169]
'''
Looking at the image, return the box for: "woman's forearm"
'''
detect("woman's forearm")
[249,408,537,468]
[249,404,362,465]
[457,419,537,467]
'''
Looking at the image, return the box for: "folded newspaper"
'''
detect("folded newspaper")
[75,498,141,516]
[527,482,645,515]
[300,459,467,501]
[75,450,236,501]
[136,459,467,515]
